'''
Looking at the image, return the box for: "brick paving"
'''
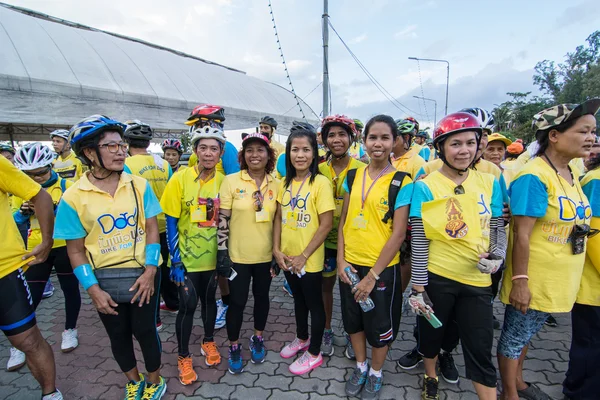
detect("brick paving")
[0,274,572,399]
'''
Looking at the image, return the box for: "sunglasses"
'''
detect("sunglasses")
[24,166,51,177]
[252,190,263,212]
[454,185,465,195]
[98,142,129,154]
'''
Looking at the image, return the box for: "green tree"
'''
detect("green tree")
[180,131,193,153]
[492,92,552,143]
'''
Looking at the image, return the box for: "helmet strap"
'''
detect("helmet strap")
[91,147,121,180]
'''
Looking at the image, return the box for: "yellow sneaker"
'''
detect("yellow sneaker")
[124,373,145,400]
[141,376,167,400]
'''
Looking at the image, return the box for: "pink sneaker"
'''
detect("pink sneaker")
[289,351,323,375]
[280,338,310,359]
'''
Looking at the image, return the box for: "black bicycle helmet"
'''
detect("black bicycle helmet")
[124,120,153,140]
[260,116,278,129]
[290,121,317,135]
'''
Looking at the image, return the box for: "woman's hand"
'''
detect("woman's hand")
[289,254,307,275]
[130,267,157,306]
[509,279,531,314]
[273,249,291,272]
[337,260,354,285]
[88,285,118,315]
[353,274,376,303]
[408,285,433,315]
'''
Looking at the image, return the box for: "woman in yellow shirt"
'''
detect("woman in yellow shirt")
[497,99,599,400]
[273,122,334,375]
[337,115,412,399]
[218,133,279,373]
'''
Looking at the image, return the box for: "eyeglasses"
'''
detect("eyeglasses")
[454,185,465,195]
[98,142,129,153]
[252,190,263,212]
[24,166,51,177]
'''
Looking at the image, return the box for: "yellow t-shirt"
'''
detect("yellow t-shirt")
[219,171,280,264]
[501,158,519,186]
[278,174,335,273]
[54,172,160,270]
[125,154,170,233]
[0,156,41,278]
[53,150,84,181]
[13,177,73,250]
[392,147,426,179]
[319,158,366,249]
[578,169,600,306]
[412,170,502,287]
[500,157,592,312]
[271,140,286,159]
[343,166,413,267]
[348,142,367,161]
[161,167,224,272]
[514,151,585,178]
[421,158,502,181]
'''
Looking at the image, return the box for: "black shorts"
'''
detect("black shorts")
[417,272,496,388]
[0,268,36,336]
[340,264,402,348]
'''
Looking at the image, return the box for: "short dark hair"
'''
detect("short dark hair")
[76,130,121,167]
[238,141,276,174]
[284,129,320,188]
[535,117,580,157]
[126,138,150,149]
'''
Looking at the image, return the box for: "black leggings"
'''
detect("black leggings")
[156,232,179,322]
[226,262,272,342]
[284,271,325,356]
[98,271,161,373]
[25,246,81,330]
[176,270,217,356]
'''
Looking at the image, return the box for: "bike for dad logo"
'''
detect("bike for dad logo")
[97,208,144,254]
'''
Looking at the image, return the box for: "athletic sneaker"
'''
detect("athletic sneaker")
[177,355,197,385]
[289,351,323,375]
[41,390,63,400]
[249,335,266,364]
[397,347,422,370]
[214,299,228,330]
[280,337,310,359]
[321,329,334,356]
[42,280,54,299]
[228,344,244,374]
[344,332,356,360]
[6,347,25,371]
[141,376,167,400]
[438,351,459,384]
[156,321,163,332]
[61,329,78,353]
[282,281,293,297]
[345,366,368,397]
[124,374,145,400]
[544,314,558,327]
[362,373,384,400]
[422,375,439,400]
[159,301,178,314]
[201,340,221,366]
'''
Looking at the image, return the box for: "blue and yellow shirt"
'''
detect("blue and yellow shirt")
[578,168,600,306]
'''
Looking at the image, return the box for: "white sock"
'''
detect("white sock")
[369,367,382,377]
[357,360,368,373]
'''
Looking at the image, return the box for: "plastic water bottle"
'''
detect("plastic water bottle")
[345,267,375,312]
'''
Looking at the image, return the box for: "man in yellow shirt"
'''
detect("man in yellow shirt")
[50,129,84,181]
[0,155,63,400]
[391,119,426,179]
[259,116,286,159]
[123,120,177,328]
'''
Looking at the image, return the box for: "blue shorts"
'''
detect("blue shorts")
[497,305,548,359]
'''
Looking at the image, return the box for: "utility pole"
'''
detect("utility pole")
[322,0,329,118]
[408,57,450,116]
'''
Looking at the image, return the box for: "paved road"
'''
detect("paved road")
[0,274,572,399]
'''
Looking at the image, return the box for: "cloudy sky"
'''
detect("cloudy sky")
[7,0,600,128]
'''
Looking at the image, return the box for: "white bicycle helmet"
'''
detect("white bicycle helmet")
[49,129,70,141]
[191,126,226,148]
[460,107,495,133]
[14,143,55,171]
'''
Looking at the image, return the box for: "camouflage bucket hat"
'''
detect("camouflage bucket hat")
[533,98,600,140]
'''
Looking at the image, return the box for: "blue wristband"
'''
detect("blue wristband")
[73,264,99,291]
[145,243,161,267]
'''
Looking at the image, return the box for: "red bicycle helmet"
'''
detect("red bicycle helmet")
[321,114,357,142]
[433,112,482,149]
[405,116,420,133]
[185,104,226,126]
[162,139,183,154]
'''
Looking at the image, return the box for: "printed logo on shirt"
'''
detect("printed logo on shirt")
[445,198,469,239]
[234,188,247,199]
[281,190,312,228]
[558,197,592,221]
[478,194,491,215]
[98,208,138,234]
[376,196,388,214]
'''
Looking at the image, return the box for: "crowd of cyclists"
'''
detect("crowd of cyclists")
[0,98,597,400]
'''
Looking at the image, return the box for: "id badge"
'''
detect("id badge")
[352,211,368,231]
[334,198,343,218]
[285,211,297,230]
[190,204,207,223]
[255,209,270,223]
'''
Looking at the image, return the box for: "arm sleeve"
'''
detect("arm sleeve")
[499,174,509,204]
[394,179,414,209]
[54,200,87,240]
[509,174,548,217]
[165,215,181,264]
[222,142,241,175]
[489,217,507,258]
[143,181,162,219]
[410,217,430,286]
[409,181,434,218]
[491,179,504,218]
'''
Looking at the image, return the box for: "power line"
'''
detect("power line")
[327,20,424,118]
[268,1,306,121]
[283,82,323,116]
[416,59,430,123]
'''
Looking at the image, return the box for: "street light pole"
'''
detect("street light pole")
[408,57,450,115]
[322,0,329,118]
[413,96,437,125]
